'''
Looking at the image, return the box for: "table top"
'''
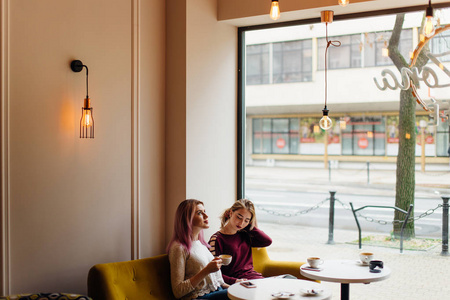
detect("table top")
[227,278,332,300]
[300,260,391,284]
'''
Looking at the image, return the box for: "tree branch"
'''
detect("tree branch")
[388,13,408,71]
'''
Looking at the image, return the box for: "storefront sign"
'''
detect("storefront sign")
[276,138,286,148]
[349,116,382,125]
[358,138,369,149]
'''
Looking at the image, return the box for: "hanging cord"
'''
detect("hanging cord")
[84,65,89,99]
[324,22,341,108]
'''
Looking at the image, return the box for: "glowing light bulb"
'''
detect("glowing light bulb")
[82,109,93,127]
[338,0,349,7]
[320,116,332,130]
[423,1,435,38]
[270,0,280,21]
[423,16,436,37]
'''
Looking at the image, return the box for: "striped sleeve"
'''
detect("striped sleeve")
[208,233,218,256]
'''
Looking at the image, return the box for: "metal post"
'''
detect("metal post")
[367,161,370,185]
[328,160,331,182]
[441,195,449,256]
[327,191,336,245]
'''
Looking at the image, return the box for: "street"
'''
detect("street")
[245,166,449,238]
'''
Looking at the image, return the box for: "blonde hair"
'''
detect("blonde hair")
[220,199,257,231]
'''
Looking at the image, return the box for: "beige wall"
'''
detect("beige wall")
[186,0,237,238]
[165,0,237,241]
[1,0,165,295]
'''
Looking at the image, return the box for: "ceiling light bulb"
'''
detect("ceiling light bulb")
[338,0,349,7]
[270,0,280,20]
[423,0,436,37]
[424,16,436,37]
[319,108,332,130]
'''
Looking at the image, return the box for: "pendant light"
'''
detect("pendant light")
[270,0,280,21]
[319,11,341,131]
[338,0,349,7]
[71,60,94,139]
[423,0,436,38]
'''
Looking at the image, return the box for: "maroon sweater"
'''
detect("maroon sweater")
[208,227,272,284]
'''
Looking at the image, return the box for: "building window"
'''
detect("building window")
[364,29,413,67]
[318,34,362,70]
[273,40,312,83]
[252,118,300,154]
[430,29,450,62]
[246,44,270,85]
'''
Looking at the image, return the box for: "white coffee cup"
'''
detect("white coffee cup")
[359,252,374,265]
[307,257,323,268]
[219,254,232,266]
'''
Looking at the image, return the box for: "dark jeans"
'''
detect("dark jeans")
[196,286,229,300]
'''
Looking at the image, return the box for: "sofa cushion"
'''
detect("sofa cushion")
[0,293,91,300]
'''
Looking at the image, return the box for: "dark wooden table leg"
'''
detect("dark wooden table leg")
[341,283,350,300]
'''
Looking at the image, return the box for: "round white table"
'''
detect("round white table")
[300,260,391,300]
[227,278,332,300]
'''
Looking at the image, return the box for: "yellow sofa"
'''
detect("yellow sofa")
[88,247,310,300]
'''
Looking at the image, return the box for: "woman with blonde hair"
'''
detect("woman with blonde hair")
[167,199,229,300]
[208,199,272,285]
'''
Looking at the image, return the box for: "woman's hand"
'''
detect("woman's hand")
[204,257,223,274]
[235,278,248,283]
[189,257,223,288]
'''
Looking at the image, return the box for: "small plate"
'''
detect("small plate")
[271,291,295,299]
[300,288,324,296]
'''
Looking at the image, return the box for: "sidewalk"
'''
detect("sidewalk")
[246,166,450,198]
[262,222,450,300]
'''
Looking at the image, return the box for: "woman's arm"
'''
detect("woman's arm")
[169,244,223,298]
[168,245,195,299]
[249,227,272,247]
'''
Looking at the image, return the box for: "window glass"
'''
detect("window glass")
[246,44,270,85]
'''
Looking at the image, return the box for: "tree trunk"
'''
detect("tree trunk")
[394,89,416,238]
[388,13,429,238]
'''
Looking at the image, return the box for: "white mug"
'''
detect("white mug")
[219,254,232,266]
[307,257,323,268]
[359,252,374,265]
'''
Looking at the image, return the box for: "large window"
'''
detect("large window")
[246,44,270,85]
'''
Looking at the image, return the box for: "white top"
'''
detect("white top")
[169,240,225,300]
[300,260,391,284]
[227,278,332,300]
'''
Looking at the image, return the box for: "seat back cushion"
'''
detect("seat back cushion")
[88,254,176,300]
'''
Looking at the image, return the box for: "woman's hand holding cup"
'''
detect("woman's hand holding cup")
[205,257,223,273]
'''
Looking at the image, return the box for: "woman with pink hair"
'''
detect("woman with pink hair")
[167,199,229,300]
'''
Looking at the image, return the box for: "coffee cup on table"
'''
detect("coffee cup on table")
[359,252,374,265]
[219,254,232,266]
[307,257,323,268]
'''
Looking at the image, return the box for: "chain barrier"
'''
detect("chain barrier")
[335,198,443,225]
[256,197,442,225]
[255,198,330,217]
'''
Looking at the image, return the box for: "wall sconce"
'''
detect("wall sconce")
[71,60,94,139]
[270,0,280,21]
[423,0,436,37]
[319,11,341,131]
[338,0,349,7]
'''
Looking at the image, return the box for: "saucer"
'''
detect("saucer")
[356,261,370,266]
[300,288,324,296]
[271,292,295,299]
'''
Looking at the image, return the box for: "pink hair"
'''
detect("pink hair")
[166,199,210,253]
